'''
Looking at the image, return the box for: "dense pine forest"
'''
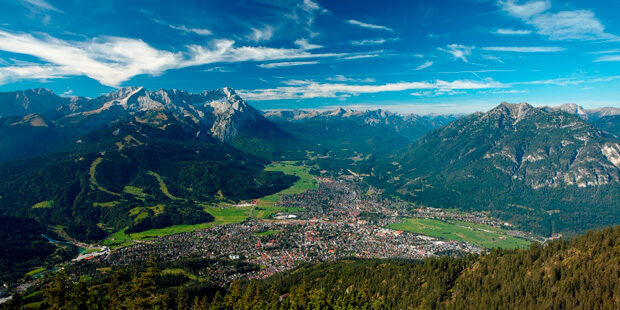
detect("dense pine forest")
[4,226,617,309]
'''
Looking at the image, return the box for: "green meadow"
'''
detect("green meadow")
[389,218,532,249]
[259,161,318,206]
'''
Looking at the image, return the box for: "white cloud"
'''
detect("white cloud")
[493,28,532,35]
[342,54,380,60]
[414,61,433,70]
[530,10,613,40]
[238,78,505,100]
[284,0,328,34]
[499,0,550,19]
[589,49,620,55]
[258,61,319,68]
[346,20,394,32]
[482,54,505,63]
[203,66,234,72]
[349,38,398,46]
[169,24,212,36]
[0,65,71,84]
[482,46,564,52]
[153,19,212,36]
[498,0,616,41]
[440,44,473,63]
[0,30,357,87]
[20,0,62,13]
[294,38,322,50]
[182,39,346,67]
[246,25,275,42]
[350,38,385,45]
[326,75,376,82]
[593,55,620,62]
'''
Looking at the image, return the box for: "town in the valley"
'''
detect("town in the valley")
[78,176,539,285]
[3,173,542,298]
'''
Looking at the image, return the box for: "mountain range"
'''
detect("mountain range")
[0,87,618,240]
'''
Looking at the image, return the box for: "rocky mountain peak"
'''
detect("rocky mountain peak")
[497,102,534,118]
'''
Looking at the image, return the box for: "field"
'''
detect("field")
[254,230,281,236]
[389,218,532,249]
[103,204,301,246]
[258,161,318,206]
[31,200,52,209]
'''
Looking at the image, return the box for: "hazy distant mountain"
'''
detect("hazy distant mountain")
[265,107,458,141]
[0,88,69,118]
[543,103,620,137]
[372,102,620,235]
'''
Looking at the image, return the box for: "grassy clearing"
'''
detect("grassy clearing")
[26,267,46,277]
[259,161,318,206]
[161,268,199,281]
[32,200,53,209]
[147,171,182,200]
[89,158,120,196]
[93,201,119,208]
[102,228,133,248]
[389,218,531,249]
[124,186,149,198]
[254,230,281,236]
[252,206,304,219]
[104,202,304,246]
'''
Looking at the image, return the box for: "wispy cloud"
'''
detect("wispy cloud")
[169,24,212,36]
[493,28,532,35]
[414,61,433,70]
[20,0,62,13]
[499,0,550,19]
[0,30,355,87]
[294,38,322,50]
[153,19,212,36]
[498,0,616,41]
[593,55,620,62]
[238,78,505,100]
[440,44,473,63]
[346,19,394,32]
[350,37,398,46]
[482,46,564,52]
[342,54,380,60]
[0,64,70,84]
[589,49,620,55]
[326,75,376,82]
[258,61,319,68]
[246,25,275,42]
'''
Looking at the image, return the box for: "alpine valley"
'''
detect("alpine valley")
[0,87,619,309]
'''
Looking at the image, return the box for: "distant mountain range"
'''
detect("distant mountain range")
[542,103,620,137]
[265,107,458,141]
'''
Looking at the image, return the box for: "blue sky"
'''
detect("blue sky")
[0,0,619,114]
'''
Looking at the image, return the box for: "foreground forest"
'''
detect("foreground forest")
[5,226,618,309]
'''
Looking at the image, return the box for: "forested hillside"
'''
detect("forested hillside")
[7,226,617,309]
